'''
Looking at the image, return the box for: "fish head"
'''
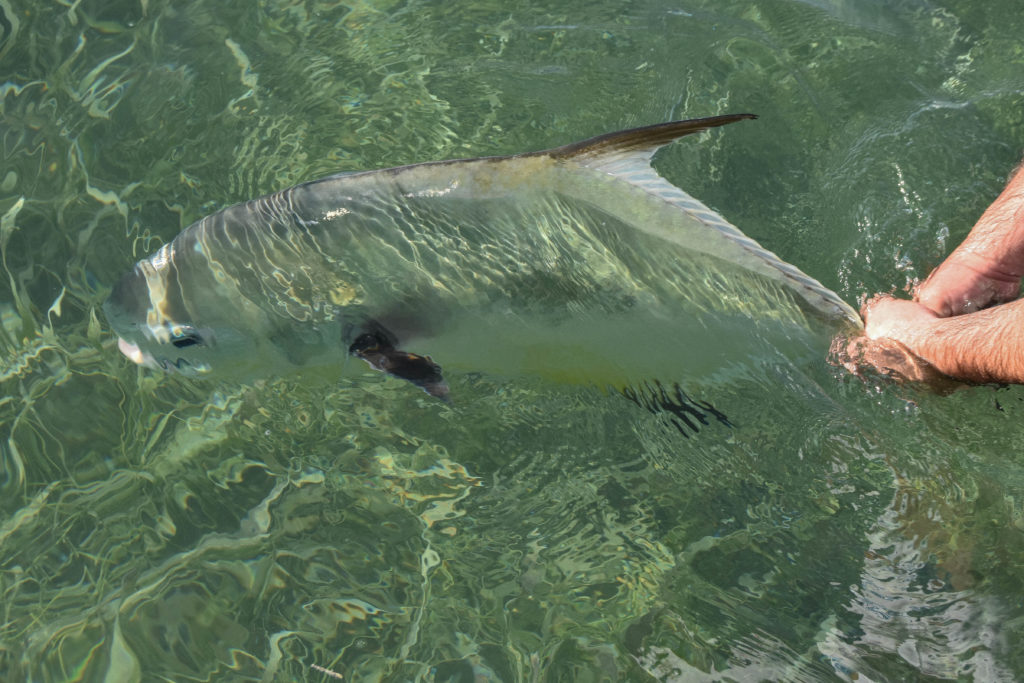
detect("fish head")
[103,259,257,378]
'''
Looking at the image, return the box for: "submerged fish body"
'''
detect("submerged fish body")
[104,115,861,396]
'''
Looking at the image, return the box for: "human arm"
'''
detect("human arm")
[851,159,1024,385]
[915,162,1024,316]
[861,294,1024,384]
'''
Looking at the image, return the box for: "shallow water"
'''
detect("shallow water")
[2,0,1024,680]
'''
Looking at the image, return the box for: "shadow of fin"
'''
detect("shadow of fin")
[620,380,731,438]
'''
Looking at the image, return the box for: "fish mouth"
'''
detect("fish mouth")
[117,337,155,367]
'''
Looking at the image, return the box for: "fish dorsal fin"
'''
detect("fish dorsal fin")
[536,115,862,327]
[544,114,757,171]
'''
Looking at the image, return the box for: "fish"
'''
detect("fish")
[104,114,862,400]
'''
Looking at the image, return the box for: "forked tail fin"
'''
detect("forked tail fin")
[537,114,862,327]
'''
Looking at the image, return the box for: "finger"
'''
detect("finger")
[913,268,954,316]
[916,290,954,317]
[859,292,897,320]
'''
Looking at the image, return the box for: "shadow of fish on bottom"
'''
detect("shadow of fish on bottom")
[104,115,861,419]
[621,381,733,438]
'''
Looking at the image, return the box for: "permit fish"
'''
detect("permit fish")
[104,114,861,401]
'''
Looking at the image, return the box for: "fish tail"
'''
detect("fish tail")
[537,114,862,327]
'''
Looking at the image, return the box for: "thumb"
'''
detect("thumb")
[915,286,955,318]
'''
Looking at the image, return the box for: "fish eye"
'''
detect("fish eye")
[170,327,204,349]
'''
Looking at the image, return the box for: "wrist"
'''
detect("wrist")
[903,317,966,379]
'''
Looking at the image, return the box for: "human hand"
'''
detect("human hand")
[833,295,961,389]
[915,250,1021,317]
[862,294,940,347]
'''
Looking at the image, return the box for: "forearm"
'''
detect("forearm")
[880,298,1024,384]
[915,162,1024,316]
[950,162,1024,276]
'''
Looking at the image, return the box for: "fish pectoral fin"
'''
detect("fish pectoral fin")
[349,332,450,401]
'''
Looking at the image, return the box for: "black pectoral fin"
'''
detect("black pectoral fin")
[349,332,450,401]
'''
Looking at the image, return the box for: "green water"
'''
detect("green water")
[2,0,1024,680]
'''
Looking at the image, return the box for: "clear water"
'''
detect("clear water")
[2,0,1023,680]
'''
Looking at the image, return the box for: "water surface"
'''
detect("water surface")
[1,0,1023,680]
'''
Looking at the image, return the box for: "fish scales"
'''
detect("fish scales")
[105,114,861,394]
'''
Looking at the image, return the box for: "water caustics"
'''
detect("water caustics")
[5,1,1024,680]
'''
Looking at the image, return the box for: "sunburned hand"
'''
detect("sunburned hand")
[836,295,959,388]
[915,250,1021,317]
[845,293,1024,386]
[862,294,940,347]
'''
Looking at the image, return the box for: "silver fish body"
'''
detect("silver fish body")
[104,115,861,395]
